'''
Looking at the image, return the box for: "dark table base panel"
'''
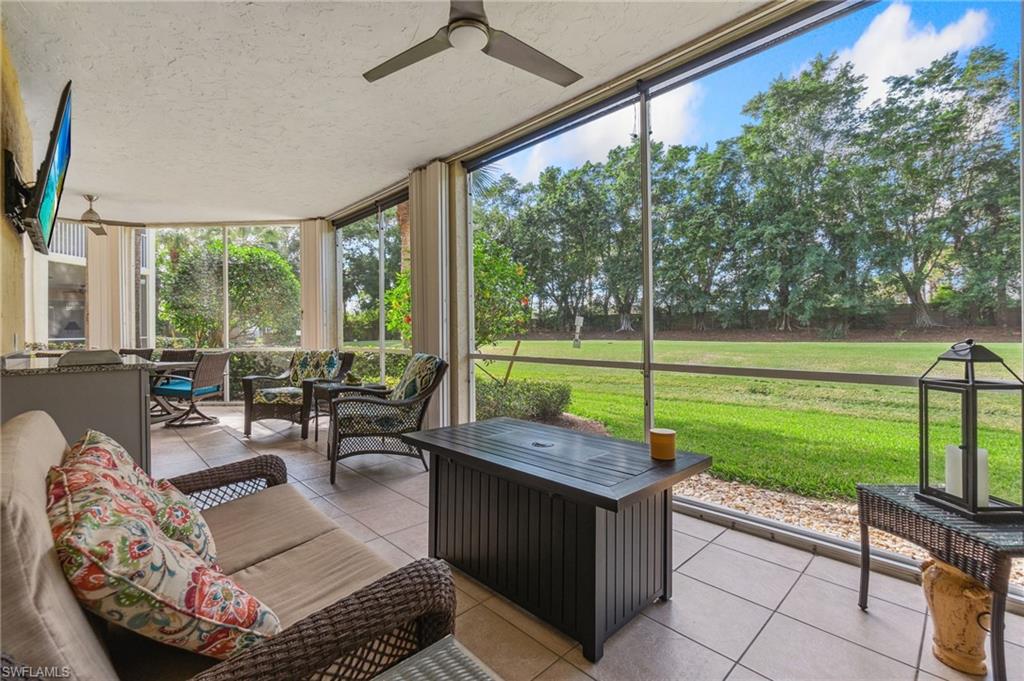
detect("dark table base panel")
[429,454,672,662]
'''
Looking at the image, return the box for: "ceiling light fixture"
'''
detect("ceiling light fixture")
[448,20,489,51]
[80,194,106,235]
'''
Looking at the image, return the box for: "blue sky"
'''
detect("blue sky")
[500,0,1021,184]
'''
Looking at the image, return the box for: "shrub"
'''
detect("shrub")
[475,379,572,422]
[348,351,410,385]
[228,350,292,398]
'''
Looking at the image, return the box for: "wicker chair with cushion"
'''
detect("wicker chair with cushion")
[329,353,448,481]
[242,350,353,439]
[152,352,231,427]
[1,411,456,681]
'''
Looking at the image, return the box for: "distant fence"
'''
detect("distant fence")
[528,303,1022,334]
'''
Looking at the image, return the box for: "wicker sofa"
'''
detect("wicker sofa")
[1,411,455,681]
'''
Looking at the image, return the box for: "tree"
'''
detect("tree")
[739,55,869,330]
[655,140,748,331]
[158,238,301,347]
[864,49,1018,327]
[386,230,530,349]
[602,140,643,331]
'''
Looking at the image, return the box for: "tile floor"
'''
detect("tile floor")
[153,406,1024,681]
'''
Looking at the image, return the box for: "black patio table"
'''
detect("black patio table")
[402,417,711,662]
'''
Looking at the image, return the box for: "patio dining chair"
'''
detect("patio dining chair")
[329,353,448,482]
[157,347,196,362]
[118,347,154,360]
[242,349,354,438]
[157,347,198,378]
[151,351,230,426]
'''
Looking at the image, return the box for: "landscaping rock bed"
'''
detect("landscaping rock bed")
[673,472,1024,587]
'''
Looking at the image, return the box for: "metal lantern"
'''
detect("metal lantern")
[917,339,1024,520]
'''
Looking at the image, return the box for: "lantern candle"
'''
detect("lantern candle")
[943,444,990,507]
[649,428,676,461]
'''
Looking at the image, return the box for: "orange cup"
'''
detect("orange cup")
[649,428,676,461]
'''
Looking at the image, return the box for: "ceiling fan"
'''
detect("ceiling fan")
[79,194,144,235]
[363,0,582,87]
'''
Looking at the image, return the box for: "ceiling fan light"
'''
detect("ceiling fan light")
[81,207,101,222]
[448,21,488,51]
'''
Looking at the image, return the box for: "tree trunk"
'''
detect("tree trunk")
[397,201,411,272]
[909,289,936,328]
[616,312,633,332]
[995,284,1010,328]
[776,285,791,331]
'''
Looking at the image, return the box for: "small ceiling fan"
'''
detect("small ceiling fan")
[363,0,582,87]
[80,194,144,235]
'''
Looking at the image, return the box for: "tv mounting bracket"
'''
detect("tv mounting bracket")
[3,149,33,233]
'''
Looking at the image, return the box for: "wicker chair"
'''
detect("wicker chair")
[158,348,197,362]
[157,348,198,379]
[329,353,448,481]
[152,351,231,427]
[242,350,354,439]
[119,348,154,360]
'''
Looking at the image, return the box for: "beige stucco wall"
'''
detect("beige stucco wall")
[1,30,33,353]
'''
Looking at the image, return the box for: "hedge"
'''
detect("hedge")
[475,379,572,422]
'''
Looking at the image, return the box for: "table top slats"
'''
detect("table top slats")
[429,428,627,486]
[404,418,711,510]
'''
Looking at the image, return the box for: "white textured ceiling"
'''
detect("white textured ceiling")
[4,1,759,223]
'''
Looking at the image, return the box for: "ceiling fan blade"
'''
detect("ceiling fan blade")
[450,0,487,24]
[483,29,582,87]
[104,220,147,228]
[363,26,451,82]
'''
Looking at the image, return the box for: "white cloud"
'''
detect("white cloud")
[838,2,990,104]
[510,83,704,183]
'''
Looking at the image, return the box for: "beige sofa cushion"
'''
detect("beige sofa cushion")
[202,483,337,574]
[1,411,119,681]
[231,528,395,628]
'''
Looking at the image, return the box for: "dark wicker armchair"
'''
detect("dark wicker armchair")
[167,456,456,681]
[243,350,354,439]
[329,354,448,481]
[152,351,230,426]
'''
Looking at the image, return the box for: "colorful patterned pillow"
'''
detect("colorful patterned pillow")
[64,430,218,567]
[389,353,444,400]
[288,349,340,385]
[46,466,281,659]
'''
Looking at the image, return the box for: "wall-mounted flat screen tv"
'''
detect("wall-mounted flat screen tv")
[25,80,72,255]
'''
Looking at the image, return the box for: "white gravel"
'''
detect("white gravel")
[673,472,1024,587]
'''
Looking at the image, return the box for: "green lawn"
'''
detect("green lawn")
[476,339,1023,502]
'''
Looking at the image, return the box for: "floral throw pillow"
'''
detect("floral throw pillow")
[46,466,281,659]
[64,430,218,567]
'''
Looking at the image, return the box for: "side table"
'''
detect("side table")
[312,381,389,456]
[857,484,1024,681]
[374,635,501,680]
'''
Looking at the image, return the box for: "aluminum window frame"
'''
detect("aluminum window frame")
[463,0,1024,583]
[334,193,411,383]
[129,222,302,401]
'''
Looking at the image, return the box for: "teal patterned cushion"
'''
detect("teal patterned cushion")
[288,350,341,385]
[253,386,303,405]
[389,353,444,400]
